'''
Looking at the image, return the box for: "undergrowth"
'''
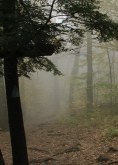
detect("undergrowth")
[59,106,118,138]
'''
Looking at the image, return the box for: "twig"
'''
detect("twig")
[30,157,56,164]
[29,147,49,154]
[107,161,118,165]
[45,0,57,25]
[53,147,81,156]
[29,146,81,164]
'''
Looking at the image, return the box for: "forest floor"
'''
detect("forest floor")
[1,108,118,165]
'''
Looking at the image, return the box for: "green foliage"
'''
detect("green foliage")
[0,0,62,77]
[58,0,118,41]
[60,106,118,131]
[18,57,62,78]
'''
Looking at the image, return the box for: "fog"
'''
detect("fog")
[19,52,76,126]
[18,41,118,127]
[0,40,118,129]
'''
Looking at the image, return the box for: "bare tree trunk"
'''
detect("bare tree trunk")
[4,57,29,165]
[107,48,113,106]
[69,53,80,113]
[53,56,60,116]
[0,77,9,130]
[112,55,117,104]
[87,32,93,109]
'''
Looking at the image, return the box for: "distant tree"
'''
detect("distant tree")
[87,31,93,109]
[57,0,118,109]
[69,52,80,113]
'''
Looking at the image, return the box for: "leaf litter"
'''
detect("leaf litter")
[0,123,118,165]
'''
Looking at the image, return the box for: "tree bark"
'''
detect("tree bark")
[0,149,5,165]
[0,77,9,130]
[4,56,29,165]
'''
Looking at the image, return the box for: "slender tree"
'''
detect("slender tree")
[69,52,80,113]
[87,31,93,109]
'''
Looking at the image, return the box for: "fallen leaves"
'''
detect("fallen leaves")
[0,123,118,165]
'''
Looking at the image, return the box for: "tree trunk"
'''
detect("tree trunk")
[107,48,113,106]
[3,0,29,164]
[87,32,93,109]
[69,53,80,113]
[53,57,60,114]
[4,56,29,165]
[0,77,9,130]
[0,149,5,165]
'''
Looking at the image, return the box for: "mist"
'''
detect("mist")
[1,40,118,129]
[19,52,75,126]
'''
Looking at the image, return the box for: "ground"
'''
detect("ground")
[1,118,118,165]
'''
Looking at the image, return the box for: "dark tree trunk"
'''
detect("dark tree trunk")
[0,149,5,165]
[0,77,9,131]
[3,0,29,164]
[4,56,29,165]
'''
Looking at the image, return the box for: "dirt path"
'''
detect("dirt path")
[1,123,118,165]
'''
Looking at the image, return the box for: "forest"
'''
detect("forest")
[0,0,118,165]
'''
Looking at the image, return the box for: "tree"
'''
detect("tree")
[0,0,118,164]
[87,31,93,109]
[94,0,118,106]
[1,0,60,164]
[56,0,118,108]
[0,76,8,130]
[57,0,118,41]
[69,52,80,113]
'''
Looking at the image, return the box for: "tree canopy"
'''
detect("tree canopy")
[0,0,118,77]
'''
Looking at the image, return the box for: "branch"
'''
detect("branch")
[45,0,57,25]
[30,157,56,164]
[108,161,118,165]
[0,44,55,58]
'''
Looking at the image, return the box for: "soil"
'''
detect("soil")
[0,123,118,165]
